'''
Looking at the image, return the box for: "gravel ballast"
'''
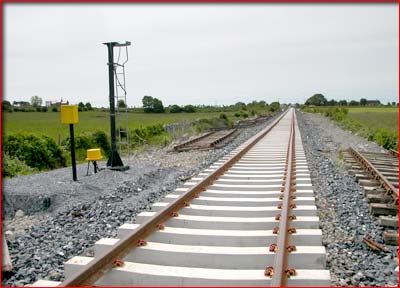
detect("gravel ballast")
[296,111,398,286]
[2,115,280,286]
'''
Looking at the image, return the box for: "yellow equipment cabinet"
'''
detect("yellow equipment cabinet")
[86,148,102,175]
[60,105,79,124]
[86,149,102,161]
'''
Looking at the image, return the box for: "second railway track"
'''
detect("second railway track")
[174,129,240,152]
[343,148,399,245]
[32,108,330,287]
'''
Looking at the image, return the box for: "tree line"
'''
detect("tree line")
[140,96,281,114]
[8,93,395,114]
[305,93,397,107]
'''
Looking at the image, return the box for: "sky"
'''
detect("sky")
[4,3,399,108]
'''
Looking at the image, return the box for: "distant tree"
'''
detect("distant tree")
[360,98,367,106]
[142,96,165,113]
[338,100,347,106]
[78,102,85,109]
[2,100,11,111]
[41,106,48,112]
[349,100,359,106]
[153,98,165,113]
[248,100,259,107]
[305,94,327,106]
[169,104,182,113]
[183,105,196,113]
[52,106,58,112]
[31,95,43,107]
[142,96,154,113]
[85,102,93,110]
[269,102,280,112]
[392,102,396,106]
[259,100,267,107]
[327,99,337,106]
[117,99,126,108]
[235,102,246,108]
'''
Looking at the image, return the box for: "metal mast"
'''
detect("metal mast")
[114,44,130,159]
[103,41,131,171]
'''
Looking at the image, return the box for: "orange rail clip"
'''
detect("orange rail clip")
[156,223,165,230]
[112,259,124,267]
[136,239,147,246]
[264,266,275,277]
[287,245,296,252]
[269,244,278,252]
[285,268,297,277]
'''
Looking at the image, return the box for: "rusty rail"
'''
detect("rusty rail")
[234,115,270,128]
[174,131,215,151]
[235,119,256,127]
[348,147,398,199]
[175,129,239,151]
[270,109,296,286]
[362,234,389,253]
[389,149,399,157]
[209,128,238,147]
[61,110,289,286]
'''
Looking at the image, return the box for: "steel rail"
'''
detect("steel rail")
[174,131,215,151]
[209,128,238,147]
[348,147,398,199]
[270,109,296,286]
[61,110,289,286]
[234,115,270,128]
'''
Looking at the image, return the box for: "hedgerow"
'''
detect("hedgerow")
[4,132,66,170]
[2,153,36,177]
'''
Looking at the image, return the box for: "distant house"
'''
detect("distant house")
[45,99,69,107]
[366,100,381,106]
[12,101,30,107]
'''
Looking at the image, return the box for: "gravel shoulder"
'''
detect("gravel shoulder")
[296,111,397,286]
[2,114,280,286]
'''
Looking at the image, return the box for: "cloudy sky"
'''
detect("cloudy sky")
[5,4,398,107]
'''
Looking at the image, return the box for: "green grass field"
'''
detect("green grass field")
[346,107,398,134]
[3,111,236,142]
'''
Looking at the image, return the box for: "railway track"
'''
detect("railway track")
[234,114,272,128]
[173,114,273,152]
[174,129,239,152]
[343,148,398,245]
[32,108,330,286]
